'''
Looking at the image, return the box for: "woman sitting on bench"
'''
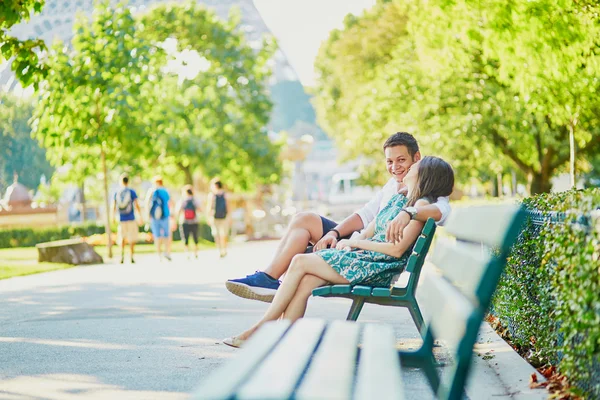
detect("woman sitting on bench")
[223,156,454,348]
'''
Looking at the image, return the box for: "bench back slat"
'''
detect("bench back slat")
[443,205,523,250]
[354,324,405,400]
[405,218,436,273]
[429,239,492,304]
[416,271,475,350]
[295,321,360,400]
[237,319,326,400]
[192,321,291,400]
[418,204,526,399]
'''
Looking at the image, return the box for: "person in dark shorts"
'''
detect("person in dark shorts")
[177,185,202,259]
[225,132,452,303]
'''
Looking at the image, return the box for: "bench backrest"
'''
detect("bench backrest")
[416,205,526,400]
[401,218,436,290]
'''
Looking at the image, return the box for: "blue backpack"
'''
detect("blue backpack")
[150,190,167,220]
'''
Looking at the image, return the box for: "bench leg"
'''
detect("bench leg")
[346,298,365,321]
[407,299,424,335]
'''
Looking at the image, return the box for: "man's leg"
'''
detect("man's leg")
[225,212,330,302]
[264,212,325,279]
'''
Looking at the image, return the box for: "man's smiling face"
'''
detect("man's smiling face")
[385,145,418,183]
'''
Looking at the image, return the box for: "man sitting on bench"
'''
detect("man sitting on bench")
[222,156,455,348]
[226,132,451,302]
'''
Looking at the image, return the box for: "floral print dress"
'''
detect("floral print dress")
[316,193,412,288]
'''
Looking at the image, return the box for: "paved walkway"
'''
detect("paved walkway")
[0,241,544,399]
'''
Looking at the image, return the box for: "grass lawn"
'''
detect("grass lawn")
[0,239,214,280]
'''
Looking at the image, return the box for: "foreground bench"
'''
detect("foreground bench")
[194,205,526,400]
[312,218,436,333]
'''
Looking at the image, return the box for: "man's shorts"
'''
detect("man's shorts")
[151,218,170,239]
[211,218,229,239]
[319,216,351,240]
[118,220,139,244]
[304,215,354,253]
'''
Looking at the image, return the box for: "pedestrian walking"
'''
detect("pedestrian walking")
[113,173,143,264]
[145,175,172,261]
[206,178,230,258]
[177,185,202,259]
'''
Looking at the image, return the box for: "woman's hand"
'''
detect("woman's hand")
[336,239,357,251]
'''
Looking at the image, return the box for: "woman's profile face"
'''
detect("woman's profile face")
[403,160,420,187]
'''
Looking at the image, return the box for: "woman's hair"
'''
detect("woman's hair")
[407,156,454,206]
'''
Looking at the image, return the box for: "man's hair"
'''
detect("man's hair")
[121,174,129,185]
[214,180,223,189]
[383,132,420,157]
[153,175,163,185]
[407,156,454,206]
[183,184,193,196]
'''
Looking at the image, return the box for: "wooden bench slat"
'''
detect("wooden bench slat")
[312,286,332,296]
[443,204,522,249]
[429,238,491,303]
[416,271,474,351]
[295,321,361,400]
[236,319,326,400]
[331,284,352,294]
[351,285,372,296]
[192,321,291,400]
[355,324,405,400]
[371,287,392,297]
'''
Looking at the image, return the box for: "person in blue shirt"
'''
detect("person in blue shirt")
[145,175,172,261]
[112,174,143,264]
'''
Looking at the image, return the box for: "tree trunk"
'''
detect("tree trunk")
[101,147,113,258]
[177,163,194,186]
[569,121,576,188]
[80,181,86,223]
[496,172,503,198]
[529,173,552,195]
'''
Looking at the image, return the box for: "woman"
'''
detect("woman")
[177,185,202,259]
[223,156,454,347]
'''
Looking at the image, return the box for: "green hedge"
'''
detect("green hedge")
[492,188,600,398]
[0,223,107,248]
[0,221,214,248]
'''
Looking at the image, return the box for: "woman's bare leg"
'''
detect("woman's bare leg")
[281,274,327,321]
[235,253,347,340]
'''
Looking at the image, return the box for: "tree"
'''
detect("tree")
[0,0,47,88]
[0,93,53,191]
[32,1,156,256]
[313,0,600,193]
[137,2,281,192]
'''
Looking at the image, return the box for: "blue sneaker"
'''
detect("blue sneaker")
[226,271,281,303]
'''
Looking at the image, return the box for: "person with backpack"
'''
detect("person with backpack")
[112,174,143,264]
[206,178,230,258]
[145,175,172,261]
[177,185,202,259]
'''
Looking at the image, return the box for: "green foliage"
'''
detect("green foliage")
[0,93,53,191]
[0,0,47,87]
[0,221,214,248]
[0,222,106,248]
[313,0,600,193]
[137,2,281,192]
[492,188,600,397]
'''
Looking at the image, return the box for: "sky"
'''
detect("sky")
[253,0,376,87]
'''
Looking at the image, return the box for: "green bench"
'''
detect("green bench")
[193,205,526,400]
[311,218,437,333]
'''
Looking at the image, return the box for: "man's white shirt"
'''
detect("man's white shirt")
[354,177,451,230]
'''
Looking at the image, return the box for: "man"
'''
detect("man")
[206,178,230,258]
[113,174,143,264]
[145,175,172,261]
[226,132,451,302]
